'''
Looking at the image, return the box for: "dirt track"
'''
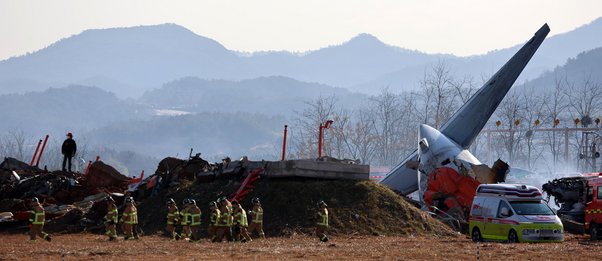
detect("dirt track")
[0,233,601,260]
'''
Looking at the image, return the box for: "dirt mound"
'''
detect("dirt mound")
[137,178,454,237]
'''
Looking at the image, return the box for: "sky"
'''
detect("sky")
[1,0,601,60]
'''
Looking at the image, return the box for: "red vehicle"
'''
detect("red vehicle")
[542,173,602,240]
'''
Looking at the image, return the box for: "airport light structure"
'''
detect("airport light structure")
[318,120,333,158]
[282,125,288,161]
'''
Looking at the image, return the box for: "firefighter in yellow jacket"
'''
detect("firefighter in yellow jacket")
[179,199,191,240]
[316,200,329,242]
[121,197,138,240]
[232,200,252,242]
[131,199,140,239]
[225,197,234,241]
[104,196,118,241]
[207,201,220,241]
[166,198,179,240]
[247,197,265,239]
[28,197,51,242]
[189,199,202,242]
[214,197,232,242]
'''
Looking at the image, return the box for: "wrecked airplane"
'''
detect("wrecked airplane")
[380,24,550,225]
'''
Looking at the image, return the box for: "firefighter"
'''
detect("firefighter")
[247,197,265,239]
[28,197,51,242]
[121,197,138,240]
[224,197,234,241]
[316,200,329,242]
[189,199,202,242]
[179,199,191,240]
[166,198,179,240]
[232,200,252,242]
[214,197,232,242]
[207,201,220,242]
[131,197,140,239]
[104,196,118,241]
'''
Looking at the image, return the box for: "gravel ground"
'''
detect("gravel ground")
[0,233,600,260]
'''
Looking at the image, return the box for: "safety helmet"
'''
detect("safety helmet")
[125,197,133,203]
[167,198,175,205]
[251,197,260,204]
[209,201,217,207]
[317,200,327,207]
[190,199,197,206]
[182,199,189,205]
[31,197,39,203]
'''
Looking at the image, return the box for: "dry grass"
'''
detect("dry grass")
[0,233,600,260]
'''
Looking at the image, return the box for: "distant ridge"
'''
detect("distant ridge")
[0,18,602,97]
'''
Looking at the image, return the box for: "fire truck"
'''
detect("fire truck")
[542,173,602,240]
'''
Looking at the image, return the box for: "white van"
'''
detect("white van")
[469,184,564,243]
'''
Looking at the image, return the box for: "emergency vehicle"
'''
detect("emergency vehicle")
[542,173,602,240]
[469,184,564,243]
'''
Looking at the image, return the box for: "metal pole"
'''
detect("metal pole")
[35,135,49,167]
[318,123,323,158]
[30,139,42,166]
[85,160,92,175]
[281,125,288,161]
[591,141,598,172]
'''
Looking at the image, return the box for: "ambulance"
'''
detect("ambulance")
[469,184,564,242]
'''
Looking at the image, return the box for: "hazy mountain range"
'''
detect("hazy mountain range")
[518,46,602,92]
[0,85,151,133]
[2,18,602,97]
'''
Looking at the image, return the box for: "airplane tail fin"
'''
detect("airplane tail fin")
[441,23,550,148]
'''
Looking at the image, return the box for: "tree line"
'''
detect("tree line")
[286,62,602,174]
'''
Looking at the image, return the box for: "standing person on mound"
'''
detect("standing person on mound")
[61,132,77,172]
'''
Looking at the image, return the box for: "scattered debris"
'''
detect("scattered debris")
[1,154,451,238]
[0,157,39,172]
[0,158,129,234]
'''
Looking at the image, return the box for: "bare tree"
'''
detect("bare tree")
[0,130,31,162]
[565,74,602,126]
[543,73,570,170]
[369,88,406,166]
[521,89,546,169]
[290,95,338,159]
[348,108,378,164]
[495,91,524,164]
[451,75,478,103]
[326,109,352,159]
[418,61,457,128]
